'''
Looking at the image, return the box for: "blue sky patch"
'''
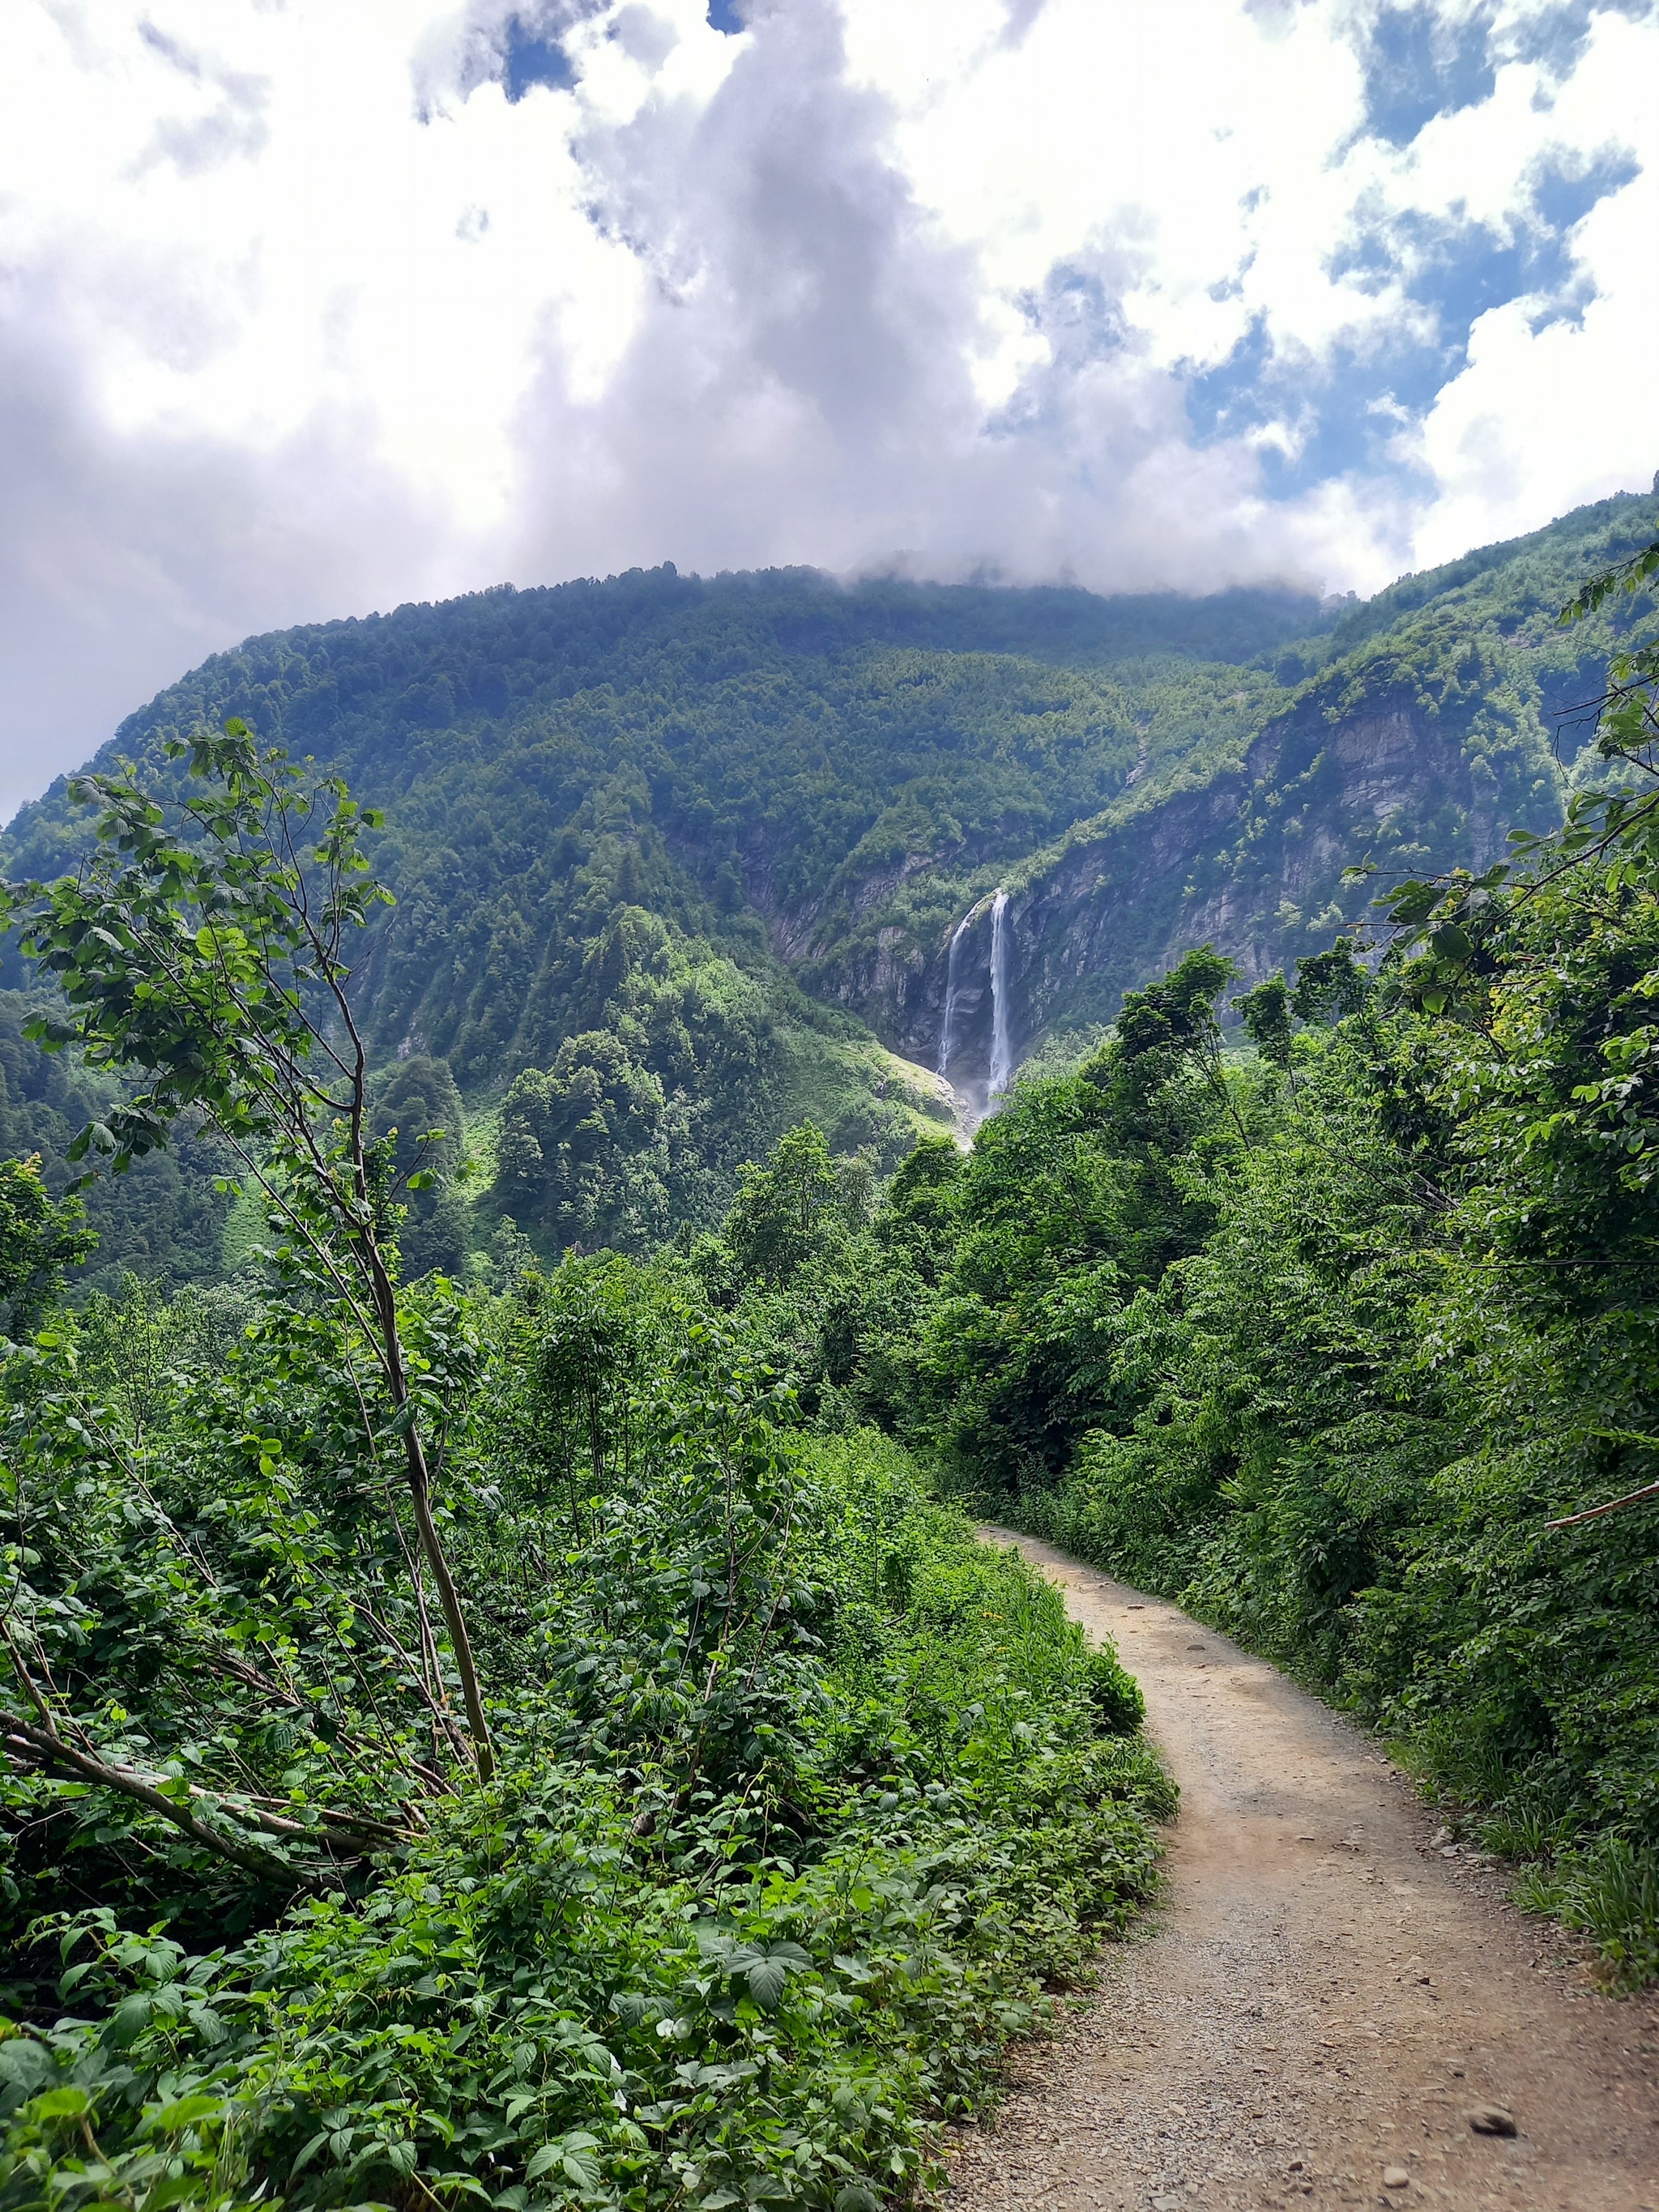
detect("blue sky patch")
[502,15,574,100]
[1511,1,1656,86]
[1187,322,1439,498]
[1510,0,1598,81]
[1530,143,1640,232]
[1183,120,1640,505]
[707,2,746,32]
[1359,2,1497,146]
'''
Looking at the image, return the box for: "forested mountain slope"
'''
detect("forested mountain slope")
[3,489,1656,1271]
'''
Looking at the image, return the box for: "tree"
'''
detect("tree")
[0,1154,94,1336]
[1371,532,1659,1531]
[0,723,493,1780]
[370,1054,469,1277]
[723,1124,847,1289]
[1232,974,1294,1078]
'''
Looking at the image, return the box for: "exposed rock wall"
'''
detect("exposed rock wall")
[804,676,1559,1091]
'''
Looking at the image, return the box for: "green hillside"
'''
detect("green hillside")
[3,492,1656,1281]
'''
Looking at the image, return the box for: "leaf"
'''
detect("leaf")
[1385,880,1442,928]
[149,2177,212,2210]
[102,1994,151,2051]
[740,1943,810,2010]
[289,2131,331,2176]
[0,2041,56,2095]
[154,2094,227,2132]
[30,2086,92,2120]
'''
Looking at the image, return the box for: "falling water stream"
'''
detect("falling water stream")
[988,889,1013,1096]
[936,889,1016,1097]
[936,908,975,1077]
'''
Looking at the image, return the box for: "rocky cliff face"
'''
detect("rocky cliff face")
[803,667,1564,1093]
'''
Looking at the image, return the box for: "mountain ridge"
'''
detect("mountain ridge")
[2,488,1656,1272]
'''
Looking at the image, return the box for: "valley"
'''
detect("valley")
[6,14,1657,2212]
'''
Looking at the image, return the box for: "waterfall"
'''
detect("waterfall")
[988,889,1014,1096]
[936,907,975,1076]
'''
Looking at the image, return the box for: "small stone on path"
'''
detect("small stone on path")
[1381,2165,1410,2189]
[1463,2103,1518,2136]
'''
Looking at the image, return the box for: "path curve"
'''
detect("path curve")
[946,1531,1659,2212]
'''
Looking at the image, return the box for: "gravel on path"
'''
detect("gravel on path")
[945,1530,1659,2212]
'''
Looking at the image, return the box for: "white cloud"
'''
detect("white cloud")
[0,0,1654,817]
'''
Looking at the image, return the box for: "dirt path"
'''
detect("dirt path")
[948,1531,1659,2212]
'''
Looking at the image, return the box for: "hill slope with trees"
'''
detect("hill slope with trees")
[2,490,1657,1281]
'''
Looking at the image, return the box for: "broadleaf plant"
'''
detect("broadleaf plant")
[0,721,494,1792]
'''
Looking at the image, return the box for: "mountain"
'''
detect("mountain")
[3,490,1655,1277]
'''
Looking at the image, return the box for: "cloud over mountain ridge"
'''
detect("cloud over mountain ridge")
[1,0,1654,816]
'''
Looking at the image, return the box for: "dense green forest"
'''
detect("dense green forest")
[1,508,1657,2212]
[671,531,1659,1986]
[0,569,1324,1276]
[4,485,1655,1285]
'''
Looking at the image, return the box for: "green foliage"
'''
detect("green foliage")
[486,910,872,1259]
[2,725,390,1178]
[0,1161,92,1339]
[0,1268,1166,2212]
[11,491,1659,2149]
[70,1270,254,1445]
[0,992,232,1298]
[1,724,497,1778]
[369,1055,469,1277]
[1231,976,1292,1071]
[0,569,1315,1155]
[0,731,1167,2212]
[1516,1839,1659,1989]
[722,1127,871,1293]
[690,549,1659,1980]
[4,492,1657,1295]
[1081,1644,1145,1737]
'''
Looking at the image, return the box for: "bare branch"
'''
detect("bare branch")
[0,1713,299,1883]
[1546,1477,1659,1529]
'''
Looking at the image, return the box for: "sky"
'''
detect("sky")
[1,0,1656,819]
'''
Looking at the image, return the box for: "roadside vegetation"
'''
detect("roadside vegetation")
[2,524,1657,2212]
[694,533,1659,1989]
[0,731,1165,2212]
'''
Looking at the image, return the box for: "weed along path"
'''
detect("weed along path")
[951,1531,1659,2212]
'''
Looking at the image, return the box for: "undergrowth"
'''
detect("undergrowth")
[0,1282,1168,2212]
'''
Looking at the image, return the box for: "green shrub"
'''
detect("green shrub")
[1083,1644,1145,1737]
